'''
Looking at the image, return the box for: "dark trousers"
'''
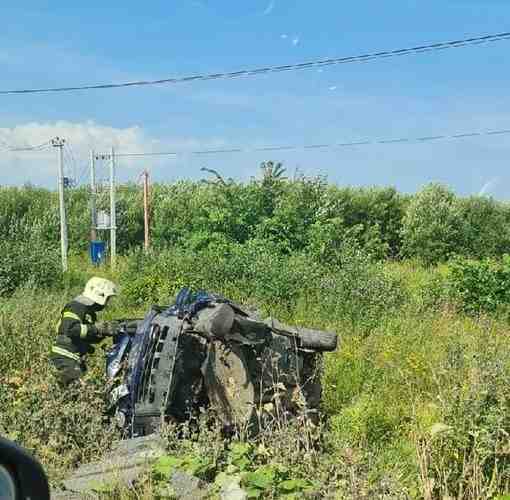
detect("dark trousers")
[51,357,85,386]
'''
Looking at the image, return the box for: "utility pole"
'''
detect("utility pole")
[90,150,97,241]
[51,137,68,272]
[143,169,150,252]
[110,147,117,268]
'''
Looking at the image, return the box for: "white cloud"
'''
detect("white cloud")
[0,121,231,187]
[292,36,300,46]
[280,34,288,39]
[328,86,337,91]
[0,120,147,152]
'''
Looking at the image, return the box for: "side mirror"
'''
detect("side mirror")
[0,436,50,500]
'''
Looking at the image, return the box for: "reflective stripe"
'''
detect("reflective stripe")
[63,311,81,322]
[51,346,80,362]
[80,323,88,339]
[55,319,62,334]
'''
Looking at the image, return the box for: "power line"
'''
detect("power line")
[0,140,52,153]
[110,127,510,159]
[64,142,92,186]
[64,143,78,179]
[75,162,90,186]
[1,31,510,95]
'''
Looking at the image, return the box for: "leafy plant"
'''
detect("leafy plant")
[400,183,464,264]
[447,255,510,314]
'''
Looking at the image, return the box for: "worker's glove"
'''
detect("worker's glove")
[96,320,121,338]
[121,320,139,335]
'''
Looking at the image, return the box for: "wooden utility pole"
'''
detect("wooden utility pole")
[143,169,150,252]
[51,137,68,272]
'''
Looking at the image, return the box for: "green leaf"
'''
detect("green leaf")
[229,442,253,459]
[234,456,251,471]
[246,487,263,498]
[185,455,214,477]
[279,478,312,492]
[153,455,184,477]
[243,466,276,490]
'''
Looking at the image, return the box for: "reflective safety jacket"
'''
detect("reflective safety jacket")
[51,296,104,363]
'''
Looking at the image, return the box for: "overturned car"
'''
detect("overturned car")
[107,288,338,437]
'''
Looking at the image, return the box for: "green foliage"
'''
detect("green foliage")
[315,185,406,260]
[119,238,401,333]
[329,393,401,446]
[6,173,510,498]
[447,255,510,314]
[3,173,510,272]
[0,185,57,236]
[401,183,465,264]
[256,174,326,252]
[151,439,314,499]
[401,184,510,264]
[0,218,60,296]
[153,453,214,480]
[0,290,120,481]
[227,441,254,470]
[4,256,510,498]
[420,328,510,498]
[457,196,510,259]
[0,186,62,295]
[323,305,510,498]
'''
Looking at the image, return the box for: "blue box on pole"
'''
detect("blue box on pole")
[90,240,106,265]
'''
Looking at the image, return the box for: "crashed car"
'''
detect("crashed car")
[107,288,338,437]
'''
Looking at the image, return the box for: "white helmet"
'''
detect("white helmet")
[83,277,118,306]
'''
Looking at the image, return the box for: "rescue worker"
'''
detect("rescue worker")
[50,277,120,386]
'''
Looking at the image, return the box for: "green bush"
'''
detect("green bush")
[0,185,55,234]
[457,196,510,259]
[316,186,406,259]
[0,218,61,296]
[401,184,510,264]
[400,183,465,264]
[120,238,402,331]
[4,175,510,274]
[255,175,326,252]
[447,255,510,315]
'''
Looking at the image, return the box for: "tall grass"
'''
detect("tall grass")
[1,246,510,498]
[3,179,510,498]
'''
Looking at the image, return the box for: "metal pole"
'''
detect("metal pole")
[110,147,117,268]
[90,150,97,241]
[143,169,150,252]
[52,137,68,272]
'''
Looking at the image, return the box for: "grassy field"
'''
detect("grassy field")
[1,249,510,499]
[2,177,510,498]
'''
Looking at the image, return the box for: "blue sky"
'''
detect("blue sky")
[1,1,510,198]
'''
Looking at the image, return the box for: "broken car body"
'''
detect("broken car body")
[106,288,338,437]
